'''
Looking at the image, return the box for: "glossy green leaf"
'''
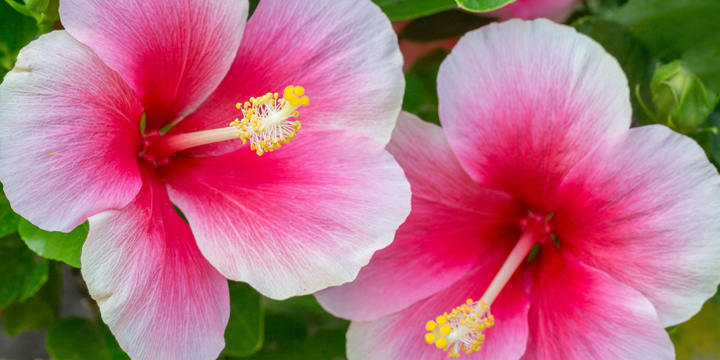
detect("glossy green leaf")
[456,0,515,12]
[0,185,21,238]
[582,0,627,15]
[372,0,457,22]
[612,0,720,60]
[670,291,720,358]
[4,0,58,34]
[2,0,31,17]
[0,232,48,310]
[248,0,259,18]
[238,296,349,360]
[222,281,264,357]
[683,34,720,94]
[98,321,131,360]
[18,219,88,268]
[403,49,449,125]
[400,10,494,43]
[706,112,720,165]
[0,0,37,79]
[47,317,113,360]
[2,260,61,336]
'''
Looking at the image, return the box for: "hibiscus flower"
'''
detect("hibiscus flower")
[317,19,720,359]
[0,0,410,359]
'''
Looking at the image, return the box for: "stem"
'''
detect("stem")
[478,220,548,308]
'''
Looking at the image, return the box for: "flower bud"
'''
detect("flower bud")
[650,60,719,134]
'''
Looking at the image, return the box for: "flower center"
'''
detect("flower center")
[231,86,308,156]
[139,85,309,163]
[424,214,552,358]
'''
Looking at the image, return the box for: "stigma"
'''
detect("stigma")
[424,299,495,358]
[230,85,309,156]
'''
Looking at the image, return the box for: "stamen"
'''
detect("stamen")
[425,299,495,358]
[230,86,309,156]
[140,86,309,161]
[423,214,552,358]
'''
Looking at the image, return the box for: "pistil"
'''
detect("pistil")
[141,86,309,161]
[424,214,551,358]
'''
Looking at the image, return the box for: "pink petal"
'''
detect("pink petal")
[0,31,143,232]
[437,19,631,210]
[82,165,229,360]
[484,0,581,23]
[169,0,404,156]
[60,0,248,130]
[522,247,674,359]
[159,130,411,299]
[316,113,524,321]
[555,125,720,326]
[347,266,530,360]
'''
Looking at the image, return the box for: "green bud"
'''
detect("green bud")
[650,60,719,134]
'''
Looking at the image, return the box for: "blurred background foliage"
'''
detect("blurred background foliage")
[1,0,719,359]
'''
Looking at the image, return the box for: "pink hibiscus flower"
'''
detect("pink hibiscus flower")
[317,19,720,359]
[0,0,410,358]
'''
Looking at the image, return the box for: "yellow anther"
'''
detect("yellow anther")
[231,85,308,156]
[426,321,436,331]
[425,299,496,357]
[441,325,452,335]
[425,333,435,344]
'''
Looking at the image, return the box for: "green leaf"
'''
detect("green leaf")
[670,294,720,358]
[582,0,627,16]
[238,296,349,360]
[2,260,61,336]
[98,321,131,360]
[400,10,495,43]
[47,318,113,360]
[372,0,457,22]
[248,0,260,18]
[403,49,450,125]
[18,219,88,268]
[222,281,264,357]
[0,0,37,78]
[0,185,21,238]
[456,0,515,12]
[706,112,720,165]
[0,232,48,310]
[683,33,720,94]
[2,0,31,17]
[612,0,720,60]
